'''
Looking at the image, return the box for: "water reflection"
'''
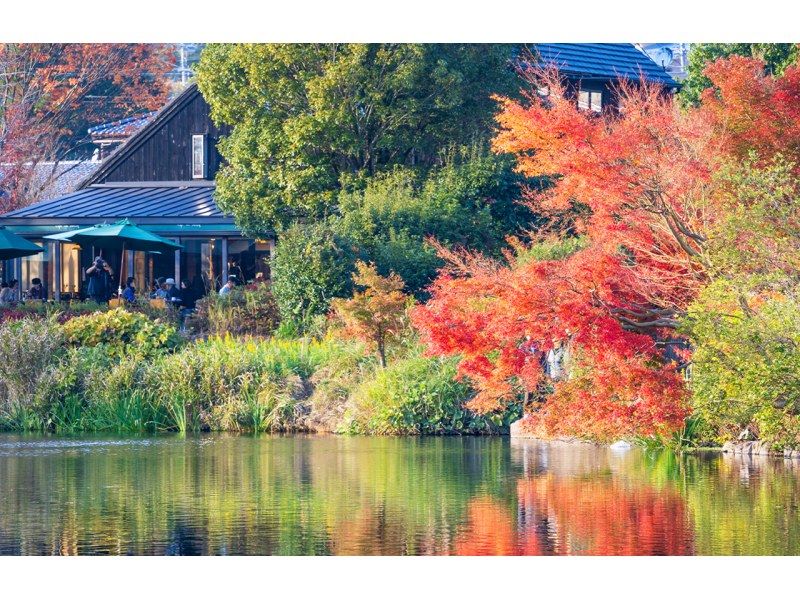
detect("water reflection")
[0,434,798,555]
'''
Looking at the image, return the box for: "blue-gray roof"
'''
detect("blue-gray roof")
[529,43,677,86]
[88,112,156,138]
[2,184,224,219]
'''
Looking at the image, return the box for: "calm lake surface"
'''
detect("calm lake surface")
[0,433,798,555]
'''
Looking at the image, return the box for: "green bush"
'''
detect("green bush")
[341,353,516,435]
[684,281,800,448]
[271,221,359,332]
[62,308,183,358]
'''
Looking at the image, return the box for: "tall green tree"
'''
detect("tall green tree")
[195,43,518,234]
[680,43,798,106]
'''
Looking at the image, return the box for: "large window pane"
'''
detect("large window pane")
[227,238,272,284]
[20,241,47,300]
[181,238,222,294]
[61,242,82,298]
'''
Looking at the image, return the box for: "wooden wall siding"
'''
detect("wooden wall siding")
[97,93,230,184]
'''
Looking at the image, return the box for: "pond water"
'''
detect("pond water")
[0,434,798,555]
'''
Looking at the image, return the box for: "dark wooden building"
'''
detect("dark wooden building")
[0,83,271,301]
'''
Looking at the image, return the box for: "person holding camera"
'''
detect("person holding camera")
[86,256,114,304]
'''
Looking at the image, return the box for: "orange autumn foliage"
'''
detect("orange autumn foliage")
[413,55,800,438]
[0,44,174,211]
[330,261,410,367]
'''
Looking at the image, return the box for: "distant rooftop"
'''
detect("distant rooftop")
[88,112,157,141]
[528,43,678,86]
[0,160,102,203]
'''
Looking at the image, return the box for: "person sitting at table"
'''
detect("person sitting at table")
[122,277,136,303]
[218,275,236,297]
[152,277,168,300]
[0,281,14,307]
[28,278,46,301]
[164,278,182,306]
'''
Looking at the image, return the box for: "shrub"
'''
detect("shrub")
[271,221,359,332]
[342,353,516,435]
[684,280,800,448]
[62,308,183,358]
[192,281,280,337]
[123,298,180,327]
[1,300,108,325]
[330,261,412,367]
[0,317,64,425]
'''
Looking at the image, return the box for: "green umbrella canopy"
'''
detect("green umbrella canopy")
[45,219,182,253]
[0,227,45,260]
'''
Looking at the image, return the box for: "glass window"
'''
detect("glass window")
[590,90,602,113]
[227,238,272,285]
[192,135,207,179]
[578,88,603,113]
[60,242,82,297]
[578,89,590,111]
[181,238,222,294]
[20,240,48,300]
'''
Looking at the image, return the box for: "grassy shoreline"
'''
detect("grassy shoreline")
[0,317,518,435]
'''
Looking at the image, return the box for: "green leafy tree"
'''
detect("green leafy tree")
[336,148,538,296]
[196,43,518,234]
[680,43,799,106]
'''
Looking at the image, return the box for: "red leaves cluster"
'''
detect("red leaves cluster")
[413,54,800,439]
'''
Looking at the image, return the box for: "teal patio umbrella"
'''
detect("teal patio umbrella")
[0,227,44,260]
[46,219,182,295]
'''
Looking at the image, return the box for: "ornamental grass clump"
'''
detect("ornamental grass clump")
[135,336,337,432]
[0,317,64,425]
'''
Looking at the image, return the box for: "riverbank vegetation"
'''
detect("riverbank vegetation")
[0,294,516,434]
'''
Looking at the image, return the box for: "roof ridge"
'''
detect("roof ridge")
[87,111,157,134]
[79,83,201,189]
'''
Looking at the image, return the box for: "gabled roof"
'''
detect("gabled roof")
[529,43,678,87]
[88,112,156,140]
[2,182,225,220]
[80,83,202,188]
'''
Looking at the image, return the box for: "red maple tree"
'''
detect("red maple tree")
[0,44,174,211]
[413,55,800,439]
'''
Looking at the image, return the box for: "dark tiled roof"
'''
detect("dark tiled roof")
[529,43,677,86]
[88,112,157,139]
[3,183,224,219]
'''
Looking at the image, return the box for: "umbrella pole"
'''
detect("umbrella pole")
[118,243,125,298]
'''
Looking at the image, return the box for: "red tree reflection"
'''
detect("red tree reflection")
[455,476,693,555]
